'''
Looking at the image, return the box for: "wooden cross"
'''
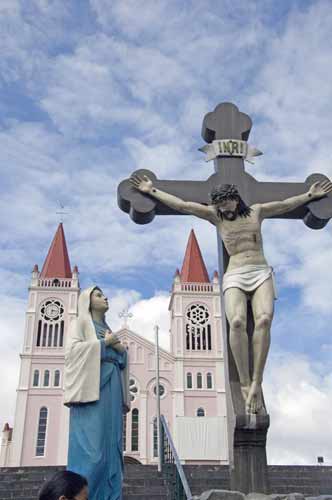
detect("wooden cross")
[118,102,332,228]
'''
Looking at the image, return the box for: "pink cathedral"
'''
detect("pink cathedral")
[0,225,228,467]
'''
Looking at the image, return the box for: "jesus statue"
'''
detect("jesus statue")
[130,175,332,414]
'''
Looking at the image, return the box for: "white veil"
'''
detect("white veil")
[64,286,130,410]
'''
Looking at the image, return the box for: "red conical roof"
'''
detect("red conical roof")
[180,229,210,283]
[40,223,72,278]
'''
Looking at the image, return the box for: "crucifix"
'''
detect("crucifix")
[117,102,332,493]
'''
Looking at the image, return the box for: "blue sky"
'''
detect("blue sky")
[1,0,332,465]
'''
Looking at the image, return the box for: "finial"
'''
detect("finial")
[56,201,69,223]
[119,308,133,328]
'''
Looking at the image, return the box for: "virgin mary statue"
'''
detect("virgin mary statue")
[64,286,130,500]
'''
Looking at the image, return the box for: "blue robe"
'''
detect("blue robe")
[67,320,126,500]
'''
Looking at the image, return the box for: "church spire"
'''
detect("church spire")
[180,229,210,283]
[40,223,72,278]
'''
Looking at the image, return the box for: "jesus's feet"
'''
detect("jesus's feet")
[245,380,263,414]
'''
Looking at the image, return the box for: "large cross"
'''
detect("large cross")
[117,102,332,493]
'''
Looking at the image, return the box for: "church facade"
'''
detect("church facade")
[0,225,228,466]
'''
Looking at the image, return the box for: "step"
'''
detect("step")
[0,465,168,500]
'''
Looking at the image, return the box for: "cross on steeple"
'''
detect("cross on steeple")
[56,202,69,224]
[119,308,133,328]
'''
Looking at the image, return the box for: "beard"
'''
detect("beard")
[221,210,238,221]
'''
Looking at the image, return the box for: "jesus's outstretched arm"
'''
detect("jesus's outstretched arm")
[130,174,217,223]
[258,180,332,219]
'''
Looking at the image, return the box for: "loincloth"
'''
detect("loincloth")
[222,264,277,299]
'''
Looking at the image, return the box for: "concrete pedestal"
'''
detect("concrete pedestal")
[230,414,270,494]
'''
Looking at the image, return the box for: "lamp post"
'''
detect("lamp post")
[154,324,162,472]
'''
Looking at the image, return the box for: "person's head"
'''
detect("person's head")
[210,184,251,221]
[89,286,109,315]
[38,470,88,500]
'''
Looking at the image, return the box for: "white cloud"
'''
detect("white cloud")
[0,295,26,426]
[1,0,332,466]
[265,351,332,465]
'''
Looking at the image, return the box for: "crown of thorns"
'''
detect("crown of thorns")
[210,184,240,204]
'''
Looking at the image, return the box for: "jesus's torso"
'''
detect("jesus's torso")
[215,205,268,272]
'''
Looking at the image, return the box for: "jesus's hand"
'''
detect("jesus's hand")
[130,174,153,194]
[308,180,332,199]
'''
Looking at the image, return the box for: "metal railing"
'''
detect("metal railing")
[160,415,193,500]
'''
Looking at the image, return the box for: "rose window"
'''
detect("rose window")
[186,304,210,326]
[186,304,212,351]
[153,384,166,398]
[40,299,64,322]
[129,378,139,402]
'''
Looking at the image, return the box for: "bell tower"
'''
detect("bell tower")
[9,224,80,466]
[169,230,226,425]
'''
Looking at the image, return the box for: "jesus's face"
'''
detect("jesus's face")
[216,198,239,220]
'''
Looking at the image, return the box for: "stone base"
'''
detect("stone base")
[230,414,270,494]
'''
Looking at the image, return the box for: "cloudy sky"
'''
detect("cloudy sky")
[1,0,332,465]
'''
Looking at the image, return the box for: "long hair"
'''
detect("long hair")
[38,470,87,500]
[210,184,252,219]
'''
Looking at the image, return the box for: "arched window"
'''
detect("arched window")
[153,417,158,457]
[207,372,213,389]
[131,409,139,451]
[36,407,48,456]
[54,370,60,387]
[43,370,50,387]
[59,320,64,347]
[197,407,205,417]
[197,372,202,389]
[186,372,192,389]
[185,303,212,351]
[33,370,39,387]
[36,320,42,346]
[53,324,59,347]
[47,325,53,347]
[123,414,127,452]
[42,324,47,347]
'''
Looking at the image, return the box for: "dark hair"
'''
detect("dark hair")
[210,184,252,219]
[38,470,87,500]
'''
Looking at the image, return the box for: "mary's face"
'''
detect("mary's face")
[90,288,109,314]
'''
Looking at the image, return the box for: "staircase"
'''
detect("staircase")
[0,465,168,500]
